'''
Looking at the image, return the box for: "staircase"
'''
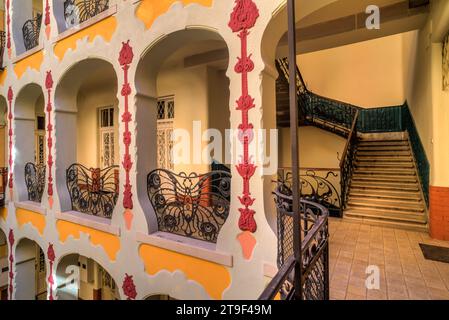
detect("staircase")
[344,133,428,231]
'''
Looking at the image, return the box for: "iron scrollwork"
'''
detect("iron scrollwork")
[22,14,42,51]
[0,31,5,69]
[64,0,109,28]
[66,164,119,218]
[25,163,46,203]
[147,169,231,243]
[276,168,341,217]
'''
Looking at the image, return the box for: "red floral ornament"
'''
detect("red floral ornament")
[45,71,54,198]
[44,0,51,26]
[119,41,134,213]
[6,0,11,50]
[228,0,259,33]
[8,229,14,299]
[122,274,137,300]
[47,243,55,300]
[229,0,259,233]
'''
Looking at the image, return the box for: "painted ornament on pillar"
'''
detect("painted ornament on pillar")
[119,41,134,230]
[45,71,54,208]
[6,0,11,58]
[8,229,14,299]
[122,274,137,300]
[47,243,55,300]
[7,87,13,197]
[44,0,51,39]
[229,0,259,259]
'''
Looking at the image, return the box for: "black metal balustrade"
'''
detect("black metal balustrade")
[66,164,119,218]
[0,31,5,69]
[64,0,109,28]
[147,169,231,243]
[22,14,42,51]
[0,167,8,207]
[277,168,341,217]
[259,191,329,300]
[25,163,46,203]
[340,110,359,209]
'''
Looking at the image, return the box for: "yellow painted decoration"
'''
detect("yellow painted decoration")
[0,207,7,221]
[54,16,117,60]
[16,208,46,235]
[139,244,231,300]
[136,0,213,29]
[13,50,44,79]
[0,69,7,86]
[56,220,120,261]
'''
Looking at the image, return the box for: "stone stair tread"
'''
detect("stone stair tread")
[353,169,415,175]
[357,151,411,155]
[349,191,422,201]
[357,146,410,151]
[355,163,415,168]
[343,215,428,232]
[344,208,427,223]
[350,182,420,191]
[356,158,413,163]
[348,200,425,212]
[352,176,418,183]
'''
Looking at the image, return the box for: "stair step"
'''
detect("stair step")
[358,139,408,144]
[349,190,422,201]
[357,151,412,157]
[353,170,416,177]
[357,146,410,151]
[350,182,420,191]
[355,157,413,163]
[352,175,418,183]
[347,199,425,212]
[344,208,427,224]
[355,162,415,169]
[343,215,428,232]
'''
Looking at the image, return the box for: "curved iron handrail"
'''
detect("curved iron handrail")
[64,0,109,28]
[147,169,231,243]
[259,191,329,300]
[22,14,42,51]
[25,163,46,203]
[66,163,119,218]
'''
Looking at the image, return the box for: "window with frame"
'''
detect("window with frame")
[157,96,175,170]
[98,107,115,168]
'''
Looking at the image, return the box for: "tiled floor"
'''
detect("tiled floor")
[329,218,449,300]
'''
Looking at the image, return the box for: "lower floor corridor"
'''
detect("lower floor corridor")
[329,219,449,300]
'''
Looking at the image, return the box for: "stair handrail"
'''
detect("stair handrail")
[339,110,359,209]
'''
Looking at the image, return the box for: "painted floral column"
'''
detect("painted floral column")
[8,229,14,300]
[45,71,54,208]
[47,244,55,300]
[229,0,260,259]
[118,41,134,230]
[6,0,11,58]
[7,87,13,197]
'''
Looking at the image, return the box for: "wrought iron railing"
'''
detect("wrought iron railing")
[276,167,341,217]
[340,110,359,209]
[259,192,329,300]
[276,57,307,96]
[66,164,119,218]
[0,167,8,207]
[401,104,430,206]
[22,14,42,51]
[147,169,231,243]
[64,0,109,28]
[25,163,46,203]
[0,31,5,69]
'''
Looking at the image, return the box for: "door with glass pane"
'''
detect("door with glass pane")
[35,115,45,165]
[99,107,115,168]
[157,97,175,170]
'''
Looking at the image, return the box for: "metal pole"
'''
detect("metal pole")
[287,0,302,300]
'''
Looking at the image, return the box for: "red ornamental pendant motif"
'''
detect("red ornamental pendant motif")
[45,71,54,197]
[7,87,13,189]
[119,41,134,210]
[47,243,55,300]
[122,274,137,300]
[229,0,259,233]
[8,229,14,299]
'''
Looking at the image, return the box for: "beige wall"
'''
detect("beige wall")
[76,85,119,168]
[279,126,346,168]
[157,62,230,174]
[298,32,416,108]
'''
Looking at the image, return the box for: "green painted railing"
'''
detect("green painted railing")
[357,106,404,133]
